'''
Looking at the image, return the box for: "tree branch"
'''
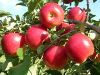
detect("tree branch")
[67,19,100,34]
[86,0,90,21]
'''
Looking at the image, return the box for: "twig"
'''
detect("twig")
[67,19,100,34]
[44,30,75,50]
[86,0,90,21]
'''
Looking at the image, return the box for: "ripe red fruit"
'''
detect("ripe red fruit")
[43,45,67,69]
[67,7,86,22]
[26,25,49,49]
[1,33,25,56]
[66,33,94,63]
[40,2,64,28]
[57,22,75,34]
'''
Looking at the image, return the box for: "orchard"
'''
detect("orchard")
[0,0,100,75]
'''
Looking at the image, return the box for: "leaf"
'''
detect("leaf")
[16,2,26,6]
[56,29,65,35]
[45,70,62,75]
[16,15,20,21]
[93,0,97,2]
[2,61,9,71]
[51,34,59,41]
[88,13,96,22]
[37,45,46,55]
[55,0,60,3]
[74,0,80,6]
[17,48,24,60]
[0,10,11,17]
[0,63,3,71]
[8,55,31,75]
[2,18,8,26]
[90,63,100,75]
[28,0,42,12]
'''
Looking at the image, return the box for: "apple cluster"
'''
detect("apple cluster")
[1,2,95,69]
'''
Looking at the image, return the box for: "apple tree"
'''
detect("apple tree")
[0,0,100,75]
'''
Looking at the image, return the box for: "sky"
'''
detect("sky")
[0,0,100,20]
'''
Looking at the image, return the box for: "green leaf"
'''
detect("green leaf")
[0,10,11,17]
[56,29,65,35]
[16,2,26,6]
[51,34,59,41]
[2,18,8,26]
[54,0,61,3]
[88,13,96,22]
[1,61,9,71]
[90,63,100,75]
[16,15,20,21]
[74,0,80,6]
[37,45,46,55]
[45,70,62,75]
[17,48,24,60]
[28,0,41,12]
[93,0,97,2]
[8,55,31,75]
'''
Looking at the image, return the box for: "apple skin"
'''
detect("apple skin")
[57,22,75,34]
[67,7,86,22]
[66,33,94,63]
[40,2,64,28]
[43,45,68,69]
[26,25,50,49]
[1,32,25,56]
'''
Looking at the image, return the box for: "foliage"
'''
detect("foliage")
[0,0,100,75]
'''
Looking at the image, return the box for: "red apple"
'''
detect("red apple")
[26,25,50,49]
[66,33,94,63]
[57,22,75,34]
[43,45,68,69]
[40,2,64,28]
[67,7,86,22]
[1,32,25,56]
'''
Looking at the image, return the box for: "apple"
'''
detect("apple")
[67,7,86,22]
[66,33,94,63]
[26,25,50,49]
[43,45,68,69]
[57,22,75,34]
[1,32,25,56]
[40,2,64,28]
